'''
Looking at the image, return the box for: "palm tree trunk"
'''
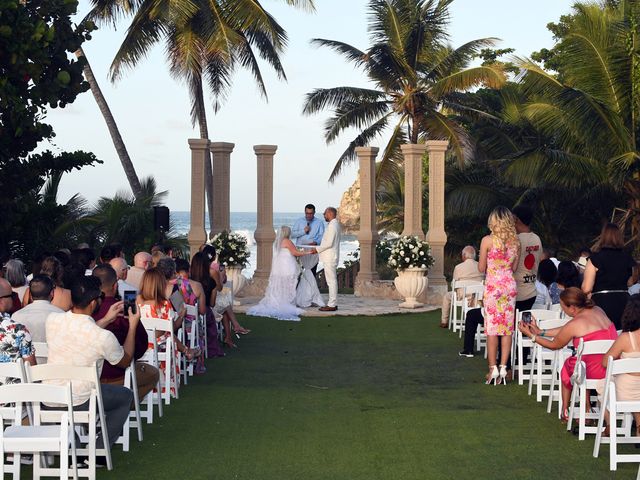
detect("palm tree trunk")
[193,77,216,237]
[75,48,143,200]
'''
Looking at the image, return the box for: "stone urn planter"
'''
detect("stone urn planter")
[225,265,248,305]
[394,267,428,308]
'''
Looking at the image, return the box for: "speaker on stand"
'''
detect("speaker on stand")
[153,206,170,244]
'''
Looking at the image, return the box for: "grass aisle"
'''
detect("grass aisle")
[101,311,635,479]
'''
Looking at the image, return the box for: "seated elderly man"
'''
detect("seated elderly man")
[127,252,151,290]
[440,246,485,328]
[92,265,159,400]
[0,278,36,377]
[109,257,138,298]
[11,274,63,342]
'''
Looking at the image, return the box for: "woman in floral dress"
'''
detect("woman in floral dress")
[478,206,520,385]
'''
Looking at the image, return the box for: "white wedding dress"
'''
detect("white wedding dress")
[247,247,304,321]
[295,254,325,308]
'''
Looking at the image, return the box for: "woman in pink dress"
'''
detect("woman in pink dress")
[519,287,617,421]
[478,206,520,385]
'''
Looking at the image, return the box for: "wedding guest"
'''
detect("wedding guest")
[92,265,159,399]
[519,287,617,422]
[99,245,117,265]
[582,223,635,329]
[575,247,592,274]
[512,205,543,312]
[109,257,138,298]
[477,206,519,384]
[151,250,166,268]
[128,252,152,290]
[440,246,484,328]
[291,203,325,276]
[11,274,63,342]
[0,278,37,376]
[23,256,72,311]
[533,259,559,308]
[70,248,96,275]
[557,261,581,291]
[190,253,225,356]
[4,259,28,301]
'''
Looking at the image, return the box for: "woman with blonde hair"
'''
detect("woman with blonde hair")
[478,206,520,384]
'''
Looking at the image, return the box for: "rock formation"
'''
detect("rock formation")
[338,177,360,233]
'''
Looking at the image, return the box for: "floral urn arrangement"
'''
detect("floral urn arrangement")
[211,230,250,303]
[388,236,434,309]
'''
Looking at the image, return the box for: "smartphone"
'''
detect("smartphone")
[521,311,532,324]
[123,290,137,316]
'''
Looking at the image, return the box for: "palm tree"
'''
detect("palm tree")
[513,1,640,248]
[87,0,314,232]
[302,0,506,182]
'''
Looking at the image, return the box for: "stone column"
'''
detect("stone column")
[253,145,277,280]
[401,144,427,238]
[210,142,234,235]
[187,139,210,259]
[425,140,449,288]
[355,147,379,287]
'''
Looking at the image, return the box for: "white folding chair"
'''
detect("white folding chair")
[0,382,78,480]
[141,317,179,405]
[515,309,559,385]
[528,317,569,401]
[32,341,48,365]
[181,304,202,383]
[566,338,616,440]
[593,356,640,470]
[114,360,143,452]
[0,359,28,478]
[449,280,483,334]
[459,284,484,339]
[27,362,113,478]
[138,331,163,423]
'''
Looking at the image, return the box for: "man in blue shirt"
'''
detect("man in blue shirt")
[291,204,325,276]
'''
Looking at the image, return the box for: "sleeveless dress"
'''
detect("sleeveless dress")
[483,239,518,336]
[247,248,303,321]
[561,323,618,390]
[171,277,206,374]
[613,332,640,401]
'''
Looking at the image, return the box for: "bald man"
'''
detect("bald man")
[126,252,151,290]
[109,257,138,299]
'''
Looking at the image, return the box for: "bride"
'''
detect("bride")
[247,226,311,321]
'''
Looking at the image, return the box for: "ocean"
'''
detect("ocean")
[172,212,359,276]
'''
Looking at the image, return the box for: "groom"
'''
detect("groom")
[311,207,341,312]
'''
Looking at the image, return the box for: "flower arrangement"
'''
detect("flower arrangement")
[387,236,435,271]
[210,230,250,267]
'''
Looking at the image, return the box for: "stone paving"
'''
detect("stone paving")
[234,294,439,317]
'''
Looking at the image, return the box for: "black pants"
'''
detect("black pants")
[462,296,537,360]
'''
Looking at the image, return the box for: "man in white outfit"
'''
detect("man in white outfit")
[312,207,341,311]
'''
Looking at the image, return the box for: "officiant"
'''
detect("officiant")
[291,204,325,276]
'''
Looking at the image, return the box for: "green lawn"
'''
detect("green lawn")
[99,311,637,479]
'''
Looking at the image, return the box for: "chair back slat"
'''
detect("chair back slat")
[141,317,173,334]
[538,318,570,330]
[610,356,640,376]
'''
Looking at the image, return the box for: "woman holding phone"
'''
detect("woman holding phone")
[519,287,617,421]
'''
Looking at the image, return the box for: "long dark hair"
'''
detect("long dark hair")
[190,252,215,306]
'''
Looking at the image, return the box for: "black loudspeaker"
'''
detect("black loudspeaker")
[153,206,170,231]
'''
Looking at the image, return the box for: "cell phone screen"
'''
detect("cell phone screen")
[521,312,532,324]
[123,290,137,316]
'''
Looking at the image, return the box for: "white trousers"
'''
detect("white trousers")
[324,262,338,307]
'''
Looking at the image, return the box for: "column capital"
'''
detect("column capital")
[188,138,210,150]
[253,145,278,155]
[355,146,379,157]
[425,140,450,153]
[400,143,428,155]
[210,142,235,154]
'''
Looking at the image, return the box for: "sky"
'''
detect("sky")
[46,0,576,213]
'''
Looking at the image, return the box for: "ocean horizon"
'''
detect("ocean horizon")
[172,211,358,276]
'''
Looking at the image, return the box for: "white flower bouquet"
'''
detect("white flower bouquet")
[210,230,250,267]
[387,236,435,271]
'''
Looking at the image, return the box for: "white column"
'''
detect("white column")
[253,145,277,279]
[187,138,210,258]
[355,146,379,283]
[425,140,449,287]
[210,142,234,235]
[401,144,427,238]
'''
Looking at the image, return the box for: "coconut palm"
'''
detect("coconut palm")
[302,0,506,182]
[513,1,640,247]
[87,0,314,232]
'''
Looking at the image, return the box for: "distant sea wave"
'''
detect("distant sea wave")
[172,211,358,276]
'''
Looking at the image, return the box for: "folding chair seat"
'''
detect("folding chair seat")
[566,338,617,440]
[514,309,559,385]
[140,317,179,405]
[0,382,77,480]
[528,317,568,401]
[593,356,640,470]
[26,363,112,480]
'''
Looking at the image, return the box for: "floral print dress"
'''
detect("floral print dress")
[483,239,518,336]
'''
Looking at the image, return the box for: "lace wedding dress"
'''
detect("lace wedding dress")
[247,247,304,321]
